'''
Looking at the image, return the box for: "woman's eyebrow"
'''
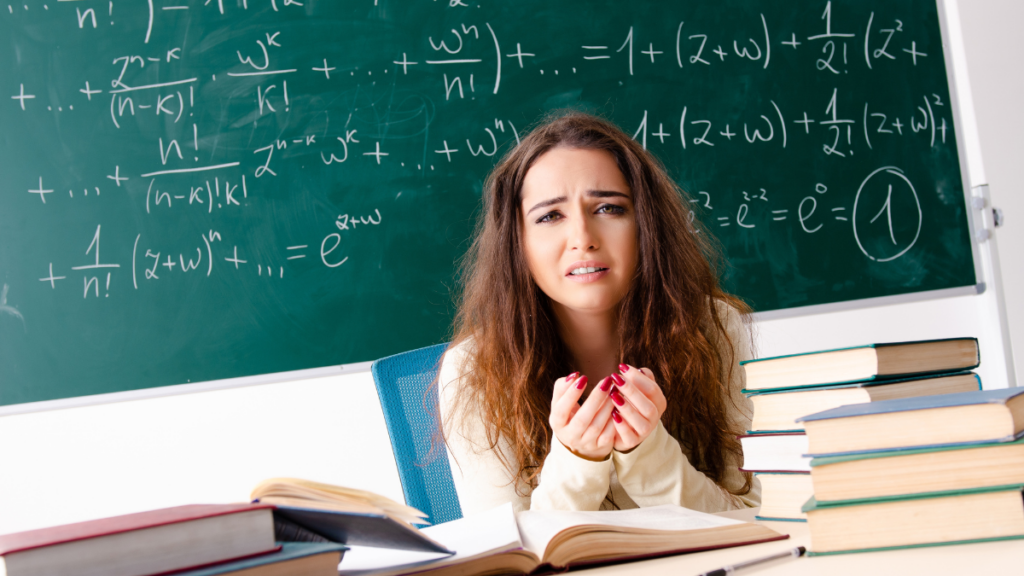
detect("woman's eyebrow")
[525,196,567,216]
[525,190,630,217]
[588,190,630,200]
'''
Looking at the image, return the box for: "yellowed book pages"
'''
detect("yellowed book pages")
[750,373,980,431]
[756,474,814,520]
[811,442,1024,501]
[807,490,1024,553]
[803,404,1017,455]
[251,478,427,526]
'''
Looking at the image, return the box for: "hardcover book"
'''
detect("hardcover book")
[339,502,786,575]
[747,372,980,432]
[797,387,1024,456]
[803,485,1024,555]
[0,504,277,576]
[251,478,452,554]
[175,542,346,576]
[738,433,811,473]
[809,437,1024,502]
[754,472,813,522]
[740,338,979,392]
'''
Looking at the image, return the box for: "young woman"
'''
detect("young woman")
[438,112,758,515]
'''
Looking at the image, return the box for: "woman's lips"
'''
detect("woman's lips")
[565,268,610,283]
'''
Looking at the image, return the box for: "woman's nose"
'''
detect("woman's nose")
[569,213,598,251]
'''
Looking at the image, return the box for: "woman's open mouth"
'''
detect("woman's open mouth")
[565,265,610,283]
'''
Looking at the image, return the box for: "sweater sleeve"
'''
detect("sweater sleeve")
[610,305,761,513]
[528,437,612,512]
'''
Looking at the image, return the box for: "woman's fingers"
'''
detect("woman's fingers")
[615,365,667,414]
[578,393,614,439]
[575,394,616,454]
[551,372,572,398]
[611,409,640,448]
[549,373,586,429]
[598,413,618,449]
[609,386,658,440]
[616,364,659,398]
[563,376,613,435]
[548,373,618,459]
[606,365,668,451]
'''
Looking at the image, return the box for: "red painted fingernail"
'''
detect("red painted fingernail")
[610,389,625,406]
[598,376,612,392]
[619,364,629,373]
[611,409,623,423]
[576,375,588,390]
[610,373,624,386]
[567,372,579,383]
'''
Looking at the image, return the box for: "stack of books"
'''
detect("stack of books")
[738,431,812,522]
[0,503,345,576]
[739,338,982,522]
[0,478,450,576]
[797,386,1024,554]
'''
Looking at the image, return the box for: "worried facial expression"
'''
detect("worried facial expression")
[520,147,638,316]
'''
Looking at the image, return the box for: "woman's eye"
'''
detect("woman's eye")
[536,211,561,223]
[597,204,626,215]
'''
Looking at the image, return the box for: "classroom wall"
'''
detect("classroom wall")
[0,0,1018,536]
[957,0,1024,385]
[0,370,406,533]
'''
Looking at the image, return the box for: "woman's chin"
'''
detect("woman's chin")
[552,297,622,317]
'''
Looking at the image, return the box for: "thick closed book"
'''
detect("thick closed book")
[797,387,1024,456]
[810,437,1024,502]
[803,485,1024,555]
[174,542,346,576]
[754,472,813,522]
[338,502,786,576]
[748,372,980,432]
[0,503,277,576]
[738,433,810,473]
[741,338,979,392]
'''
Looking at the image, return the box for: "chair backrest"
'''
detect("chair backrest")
[371,343,464,525]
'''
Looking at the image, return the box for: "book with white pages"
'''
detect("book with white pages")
[338,501,786,576]
[739,432,811,472]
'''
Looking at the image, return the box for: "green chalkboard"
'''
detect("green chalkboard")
[0,0,977,406]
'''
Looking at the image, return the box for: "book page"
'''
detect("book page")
[252,478,427,525]
[516,505,744,559]
[338,502,525,576]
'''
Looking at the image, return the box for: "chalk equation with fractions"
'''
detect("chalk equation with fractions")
[5,0,957,302]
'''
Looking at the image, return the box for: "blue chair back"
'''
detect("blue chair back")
[371,343,464,524]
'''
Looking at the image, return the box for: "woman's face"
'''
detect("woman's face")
[519,147,638,317]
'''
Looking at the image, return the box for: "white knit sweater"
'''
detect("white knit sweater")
[438,305,761,516]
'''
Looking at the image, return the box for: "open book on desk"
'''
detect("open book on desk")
[251,478,452,554]
[339,502,786,576]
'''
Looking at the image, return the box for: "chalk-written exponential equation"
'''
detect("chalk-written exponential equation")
[0,0,975,405]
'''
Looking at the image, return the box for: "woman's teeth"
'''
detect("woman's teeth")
[570,267,606,275]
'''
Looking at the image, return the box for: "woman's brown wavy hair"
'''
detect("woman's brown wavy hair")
[442,111,752,497]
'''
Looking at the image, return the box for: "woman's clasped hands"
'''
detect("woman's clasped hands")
[549,365,668,461]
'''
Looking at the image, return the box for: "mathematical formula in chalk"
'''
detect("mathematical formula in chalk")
[1,0,967,308]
